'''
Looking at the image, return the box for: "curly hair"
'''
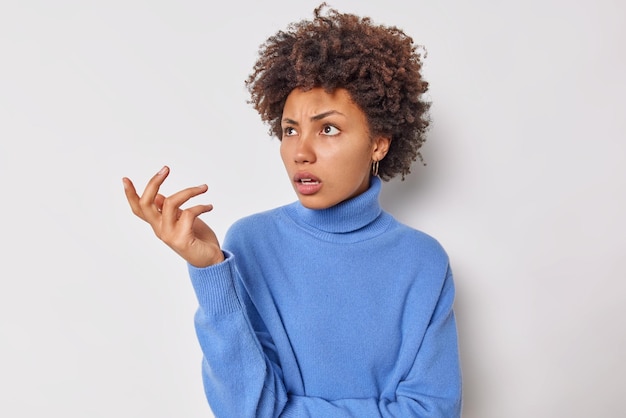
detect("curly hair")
[245,3,431,181]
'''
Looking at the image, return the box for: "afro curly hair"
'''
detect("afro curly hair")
[245,3,431,181]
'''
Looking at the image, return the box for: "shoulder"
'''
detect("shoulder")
[227,205,287,233]
[385,215,450,263]
[223,203,294,246]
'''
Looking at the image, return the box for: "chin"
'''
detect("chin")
[297,196,336,210]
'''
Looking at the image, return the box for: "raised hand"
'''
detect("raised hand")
[122,166,225,268]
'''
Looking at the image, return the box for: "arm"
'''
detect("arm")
[123,166,291,416]
[188,255,290,418]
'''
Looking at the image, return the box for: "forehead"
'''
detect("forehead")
[283,87,360,116]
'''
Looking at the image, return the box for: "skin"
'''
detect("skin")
[123,87,389,267]
[122,166,224,268]
[281,87,390,210]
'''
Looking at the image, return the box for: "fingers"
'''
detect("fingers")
[122,177,146,220]
[138,166,170,222]
[123,168,223,266]
[123,167,214,232]
[160,184,209,226]
[178,203,215,222]
[163,203,215,239]
[122,166,169,222]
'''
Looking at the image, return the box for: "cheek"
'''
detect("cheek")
[336,150,371,178]
[348,144,375,169]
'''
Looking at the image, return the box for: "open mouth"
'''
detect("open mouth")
[299,178,320,185]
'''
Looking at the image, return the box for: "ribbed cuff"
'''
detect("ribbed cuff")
[187,251,241,315]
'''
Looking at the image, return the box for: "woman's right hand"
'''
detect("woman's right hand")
[122,165,225,268]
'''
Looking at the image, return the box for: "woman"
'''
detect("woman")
[123,3,462,417]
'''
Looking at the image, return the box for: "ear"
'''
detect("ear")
[372,136,391,161]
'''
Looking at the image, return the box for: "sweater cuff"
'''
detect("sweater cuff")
[187,251,241,315]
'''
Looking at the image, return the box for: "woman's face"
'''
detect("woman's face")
[280,87,389,210]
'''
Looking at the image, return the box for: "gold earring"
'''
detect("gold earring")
[372,160,379,177]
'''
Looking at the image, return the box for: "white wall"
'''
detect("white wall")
[1,1,624,417]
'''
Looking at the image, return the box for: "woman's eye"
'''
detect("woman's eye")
[283,127,297,136]
[322,125,340,136]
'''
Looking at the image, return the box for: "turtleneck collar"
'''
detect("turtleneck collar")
[282,177,392,242]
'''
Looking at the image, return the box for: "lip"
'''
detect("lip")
[293,172,322,195]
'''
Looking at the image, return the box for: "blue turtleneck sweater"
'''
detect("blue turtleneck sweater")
[188,177,462,417]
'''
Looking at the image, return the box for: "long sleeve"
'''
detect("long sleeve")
[189,253,289,418]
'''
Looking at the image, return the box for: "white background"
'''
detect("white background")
[1,0,624,417]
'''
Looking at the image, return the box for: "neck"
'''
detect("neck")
[285,176,387,239]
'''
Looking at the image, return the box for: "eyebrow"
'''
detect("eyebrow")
[282,110,345,125]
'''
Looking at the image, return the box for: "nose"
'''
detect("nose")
[294,133,316,164]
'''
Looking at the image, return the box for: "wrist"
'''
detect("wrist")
[209,251,226,266]
[188,250,225,268]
